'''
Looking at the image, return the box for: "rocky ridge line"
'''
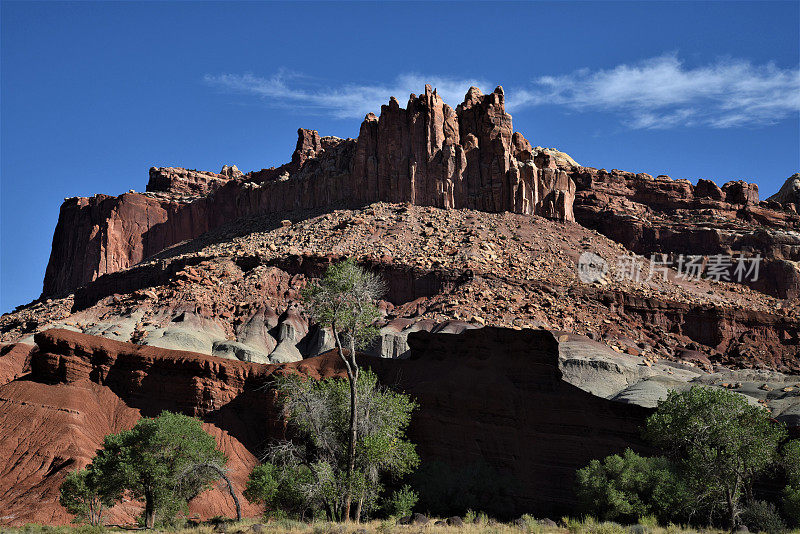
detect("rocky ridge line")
[42,85,577,298]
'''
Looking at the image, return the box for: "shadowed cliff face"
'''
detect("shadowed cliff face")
[41,85,576,298]
[0,327,649,525]
[368,327,651,518]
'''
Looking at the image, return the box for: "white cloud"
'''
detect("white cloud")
[205,55,799,129]
[511,54,800,129]
[204,71,491,120]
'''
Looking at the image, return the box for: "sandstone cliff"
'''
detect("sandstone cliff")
[42,85,576,298]
[0,327,650,523]
[571,169,800,299]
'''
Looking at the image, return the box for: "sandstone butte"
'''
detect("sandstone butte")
[43,85,577,298]
[1,84,799,526]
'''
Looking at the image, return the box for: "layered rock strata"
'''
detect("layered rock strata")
[42,86,576,297]
[571,169,800,299]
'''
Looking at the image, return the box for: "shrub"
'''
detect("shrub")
[563,516,627,534]
[58,467,119,526]
[575,449,688,524]
[783,440,800,484]
[782,440,800,527]
[244,462,315,519]
[740,500,786,534]
[783,484,800,528]
[383,485,418,518]
[518,514,550,533]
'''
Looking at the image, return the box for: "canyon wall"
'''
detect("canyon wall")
[572,168,800,299]
[0,327,648,524]
[42,85,576,298]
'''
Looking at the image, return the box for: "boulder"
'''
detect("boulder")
[411,513,429,525]
[446,516,464,527]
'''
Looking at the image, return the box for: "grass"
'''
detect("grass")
[2,517,798,534]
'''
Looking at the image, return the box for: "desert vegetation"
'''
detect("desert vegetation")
[577,387,800,532]
[55,263,799,533]
[59,412,231,528]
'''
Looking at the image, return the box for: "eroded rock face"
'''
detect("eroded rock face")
[572,168,800,298]
[0,328,352,525]
[369,327,651,518]
[147,167,233,196]
[769,173,800,212]
[0,377,261,526]
[350,85,576,220]
[41,85,577,298]
[0,327,647,524]
[2,321,798,525]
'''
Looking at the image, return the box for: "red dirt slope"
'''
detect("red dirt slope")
[0,329,350,526]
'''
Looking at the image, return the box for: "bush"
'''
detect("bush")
[783,484,800,527]
[464,509,477,524]
[562,516,627,534]
[58,468,118,526]
[783,440,800,484]
[782,440,800,527]
[383,485,418,518]
[244,462,316,519]
[741,500,786,534]
[575,449,688,524]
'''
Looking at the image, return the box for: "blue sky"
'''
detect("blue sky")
[1,1,798,313]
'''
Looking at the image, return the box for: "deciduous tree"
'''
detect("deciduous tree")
[92,411,227,528]
[644,387,786,527]
[302,258,385,520]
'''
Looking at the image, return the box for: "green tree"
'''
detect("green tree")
[244,461,315,519]
[644,387,786,527]
[59,466,121,525]
[92,411,227,528]
[575,449,689,524]
[782,440,800,526]
[251,369,418,521]
[302,258,385,520]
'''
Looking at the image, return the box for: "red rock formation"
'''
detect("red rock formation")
[0,329,350,526]
[290,128,324,169]
[42,85,576,298]
[368,327,651,517]
[0,342,33,383]
[349,85,575,219]
[0,326,654,524]
[146,167,233,196]
[0,377,262,525]
[571,168,800,298]
[768,173,800,213]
